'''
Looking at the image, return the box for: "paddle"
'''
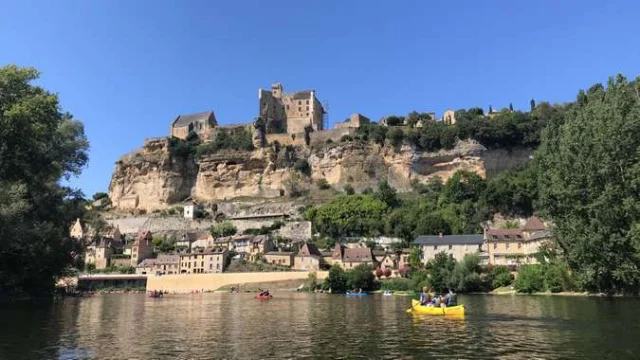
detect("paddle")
[405,300,420,313]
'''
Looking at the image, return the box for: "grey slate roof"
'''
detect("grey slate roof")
[414,234,484,245]
[291,90,313,100]
[172,111,213,127]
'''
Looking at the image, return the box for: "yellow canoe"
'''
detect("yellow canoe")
[410,299,465,317]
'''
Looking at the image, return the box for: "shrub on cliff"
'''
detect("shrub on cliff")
[293,159,311,176]
[316,178,330,190]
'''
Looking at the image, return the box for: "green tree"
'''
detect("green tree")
[326,264,348,293]
[530,98,536,111]
[375,180,399,208]
[211,221,237,237]
[425,252,456,293]
[92,192,108,201]
[0,65,89,297]
[537,75,640,294]
[305,195,388,238]
[490,266,513,289]
[449,253,484,292]
[347,264,376,291]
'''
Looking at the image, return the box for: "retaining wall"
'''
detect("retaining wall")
[147,271,328,293]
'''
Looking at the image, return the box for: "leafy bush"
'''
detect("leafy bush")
[211,221,237,237]
[380,278,412,291]
[195,128,254,158]
[92,192,108,201]
[514,265,544,293]
[387,128,405,147]
[343,184,355,195]
[316,178,330,190]
[340,135,353,142]
[490,266,514,289]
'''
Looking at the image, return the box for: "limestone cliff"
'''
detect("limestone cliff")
[108,138,532,212]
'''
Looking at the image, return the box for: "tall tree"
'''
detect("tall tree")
[537,74,640,294]
[509,102,514,112]
[530,98,536,111]
[0,65,89,297]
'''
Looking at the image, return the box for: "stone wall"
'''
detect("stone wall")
[146,271,328,293]
[111,258,132,268]
[309,128,356,145]
[265,132,305,146]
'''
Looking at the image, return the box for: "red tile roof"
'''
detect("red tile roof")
[523,216,546,231]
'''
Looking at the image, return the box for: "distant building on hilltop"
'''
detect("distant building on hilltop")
[441,109,456,125]
[170,111,217,140]
[333,113,371,129]
[258,83,326,134]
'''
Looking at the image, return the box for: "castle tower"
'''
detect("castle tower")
[271,83,283,99]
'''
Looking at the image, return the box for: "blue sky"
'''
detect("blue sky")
[1,0,639,197]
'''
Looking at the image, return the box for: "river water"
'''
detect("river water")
[1,293,639,359]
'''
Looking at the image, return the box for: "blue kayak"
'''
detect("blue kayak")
[346,292,367,297]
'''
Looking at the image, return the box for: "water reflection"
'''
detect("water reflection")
[2,294,640,359]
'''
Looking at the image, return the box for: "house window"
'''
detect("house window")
[216,263,220,269]
[448,245,452,250]
[306,106,309,111]
[298,101,301,105]
[298,107,302,112]
[209,263,212,269]
[286,105,290,110]
[306,100,309,104]
[434,245,438,250]
[201,261,204,267]
[478,244,482,250]
[493,243,497,249]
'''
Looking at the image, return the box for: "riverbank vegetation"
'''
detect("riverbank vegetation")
[0,65,89,298]
[310,74,640,296]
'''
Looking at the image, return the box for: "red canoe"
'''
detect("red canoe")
[257,294,273,300]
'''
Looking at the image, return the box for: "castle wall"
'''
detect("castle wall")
[309,128,356,145]
[265,133,305,146]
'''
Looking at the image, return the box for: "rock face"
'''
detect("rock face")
[108,138,532,212]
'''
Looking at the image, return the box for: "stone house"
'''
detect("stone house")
[192,233,215,251]
[84,237,115,269]
[485,216,551,266]
[414,234,485,263]
[333,113,371,129]
[331,244,378,270]
[264,251,295,267]
[170,111,217,140]
[293,242,325,271]
[247,235,274,262]
[179,248,228,274]
[376,253,396,270]
[395,249,412,269]
[441,109,456,125]
[136,254,180,275]
[175,232,198,251]
[258,83,326,134]
[130,229,154,267]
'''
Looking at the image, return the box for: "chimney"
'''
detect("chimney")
[439,232,444,238]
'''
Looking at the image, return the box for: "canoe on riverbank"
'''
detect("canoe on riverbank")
[346,292,367,297]
[410,299,465,317]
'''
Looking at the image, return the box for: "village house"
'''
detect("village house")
[293,242,325,271]
[169,111,217,140]
[485,216,551,266]
[331,244,378,270]
[175,232,198,251]
[375,251,396,270]
[136,254,180,275]
[247,235,274,262]
[264,251,295,267]
[179,248,228,274]
[258,83,326,134]
[192,233,215,251]
[84,237,115,269]
[130,229,154,267]
[414,234,485,263]
[395,249,412,269]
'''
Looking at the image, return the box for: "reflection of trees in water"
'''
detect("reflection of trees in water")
[0,300,81,359]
